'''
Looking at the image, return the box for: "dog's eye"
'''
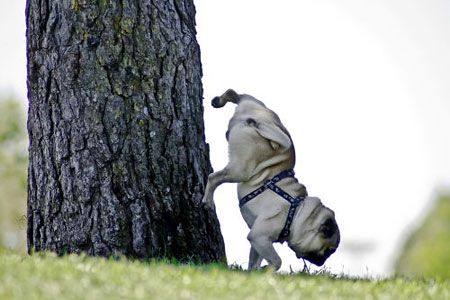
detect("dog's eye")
[319,218,336,238]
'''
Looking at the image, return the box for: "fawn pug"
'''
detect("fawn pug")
[203,89,340,270]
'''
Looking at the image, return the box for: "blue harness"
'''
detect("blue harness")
[239,169,305,242]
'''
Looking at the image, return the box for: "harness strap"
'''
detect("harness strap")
[239,169,304,242]
[239,169,295,207]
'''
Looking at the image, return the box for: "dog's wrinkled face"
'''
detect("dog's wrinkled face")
[288,197,340,266]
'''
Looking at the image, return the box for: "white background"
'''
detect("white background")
[1,0,449,277]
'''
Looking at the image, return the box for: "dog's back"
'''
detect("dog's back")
[211,89,296,185]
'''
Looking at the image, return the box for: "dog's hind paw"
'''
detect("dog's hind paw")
[202,201,216,211]
[201,196,216,210]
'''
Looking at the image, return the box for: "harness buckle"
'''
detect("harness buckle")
[264,179,274,188]
[279,229,290,239]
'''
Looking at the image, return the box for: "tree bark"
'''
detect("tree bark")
[26,0,225,263]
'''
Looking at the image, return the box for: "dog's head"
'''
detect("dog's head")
[288,197,340,266]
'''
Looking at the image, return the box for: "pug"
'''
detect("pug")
[202,89,340,270]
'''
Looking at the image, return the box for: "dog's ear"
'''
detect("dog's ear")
[319,218,338,238]
[255,122,292,150]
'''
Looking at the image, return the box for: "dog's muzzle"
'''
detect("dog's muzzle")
[302,253,327,266]
[300,247,337,266]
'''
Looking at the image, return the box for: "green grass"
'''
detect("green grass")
[0,96,28,251]
[0,251,448,300]
[395,194,450,279]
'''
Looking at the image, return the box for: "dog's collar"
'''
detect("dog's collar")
[239,169,305,243]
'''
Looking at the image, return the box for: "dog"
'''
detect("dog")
[202,89,340,270]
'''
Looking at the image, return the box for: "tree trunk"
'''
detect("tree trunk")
[26,0,225,263]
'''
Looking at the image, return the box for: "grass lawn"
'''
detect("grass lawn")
[1,250,448,300]
[396,194,450,279]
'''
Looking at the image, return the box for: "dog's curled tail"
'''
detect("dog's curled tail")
[211,89,241,108]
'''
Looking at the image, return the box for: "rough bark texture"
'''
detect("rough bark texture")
[26,0,225,263]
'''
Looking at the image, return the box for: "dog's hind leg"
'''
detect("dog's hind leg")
[202,166,249,208]
[254,122,292,151]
